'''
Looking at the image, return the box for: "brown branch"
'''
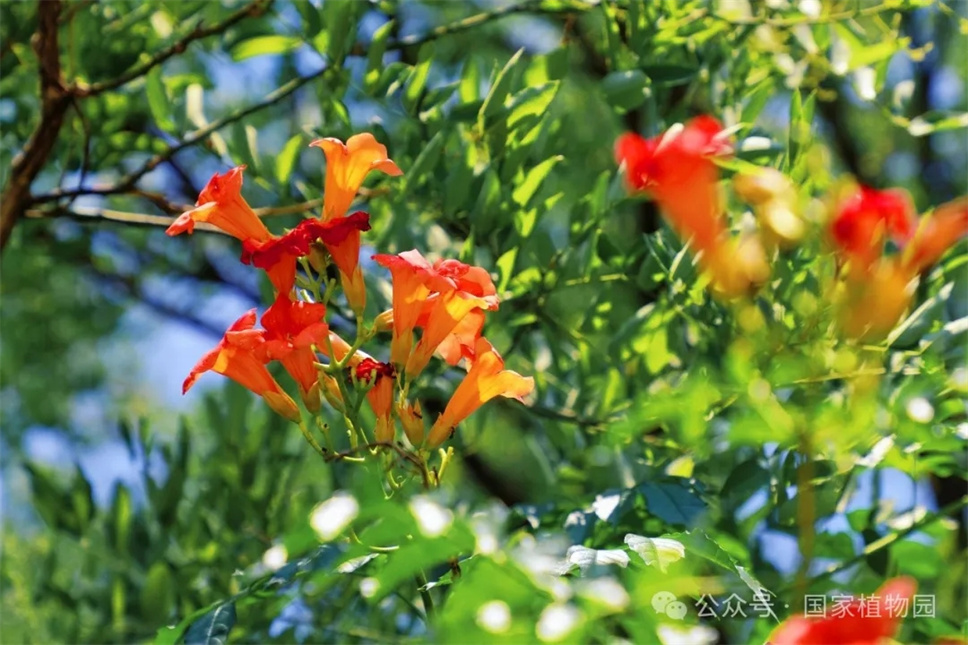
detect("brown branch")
[31,66,334,206]
[75,0,272,97]
[0,0,72,251]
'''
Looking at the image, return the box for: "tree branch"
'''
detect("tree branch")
[76,0,272,97]
[31,66,334,206]
[0,0,72,251]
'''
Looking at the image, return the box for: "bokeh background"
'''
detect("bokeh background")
[2,1,967,643]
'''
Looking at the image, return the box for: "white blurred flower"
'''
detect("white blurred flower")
[853,67,877,101]
[476,600,511,634]
[577,578,629,612]
[359,577,380,599]
[625,535,685,572]
[262,545,288,571]
[409,496,453,537]
[558,545,630,576]
[857,436,894,468]
[310,492,358,541]
[470,503,507,555]
[536,603,582,642]
[906,397,934,424]
[657,624,719,645]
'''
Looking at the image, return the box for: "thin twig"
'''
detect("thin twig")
[32,66,335,205]
[76,0,272,97]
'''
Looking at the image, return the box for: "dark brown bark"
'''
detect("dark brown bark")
[0,0,71,252]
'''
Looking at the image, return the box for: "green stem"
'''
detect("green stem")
[297,421,327,460]
[416,571,435,621]
[793,431,816,610]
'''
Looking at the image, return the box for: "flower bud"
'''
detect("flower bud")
[398,400,425,446]
[733,169,794,206]
[705,234,770,300]
[320,374,344,412]
[262,391,302,423]
[308,242,328,274]
[374,309,394,333]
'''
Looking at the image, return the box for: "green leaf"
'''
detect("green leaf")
[146,67,174,132]
[506,81,559,130]
[232,36,302,61]
[601,70,648,111]
[642,63,698,87]
[275,135,303,186]
[403,44,434,115]
[639,479,707,525]
[403,129,446,193]
[365,20,395,90]
[324,0,356,63]
[184,603,236,645]
[478,48,525,130]
[512,155,562,207]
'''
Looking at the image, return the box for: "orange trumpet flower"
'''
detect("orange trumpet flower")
[168,166,299,294]
[768,577,915,645]
[311,133,403,222]
[183,310,300,422]
[406,291,491,379]
[426,338,534,448]
[902,196,968,274]
[373,250,455,367]
[167,166,271,242]
[259,294,329,412]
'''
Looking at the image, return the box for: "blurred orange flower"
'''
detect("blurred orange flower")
[615,116,731,254]
[426,338,534,448]
[616,117,767,298]
[182,310,300,422]
[830,185,916,276]
[768,577,915,645]
[830,188,967,339]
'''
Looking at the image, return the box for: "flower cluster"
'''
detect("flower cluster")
[616,117,968,339]
[168,133,534,463]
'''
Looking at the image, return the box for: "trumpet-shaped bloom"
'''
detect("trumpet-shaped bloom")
[831,191,967,340]
[615,116,731,253]
[830,185,916,275]
[311,133,403,221]
[168,166,299,293]
[406,291,491,378]
[768,577,915,645]
[259,294,329,412]
[240,212,373,299]
[373,250,455,367]
[425,307,486,367]
[183,310,300,421]
[354,358,396,443]
[167,167,272,242]
[902,196,968,274]
[319,212,371,314]
[426,338,534,448]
